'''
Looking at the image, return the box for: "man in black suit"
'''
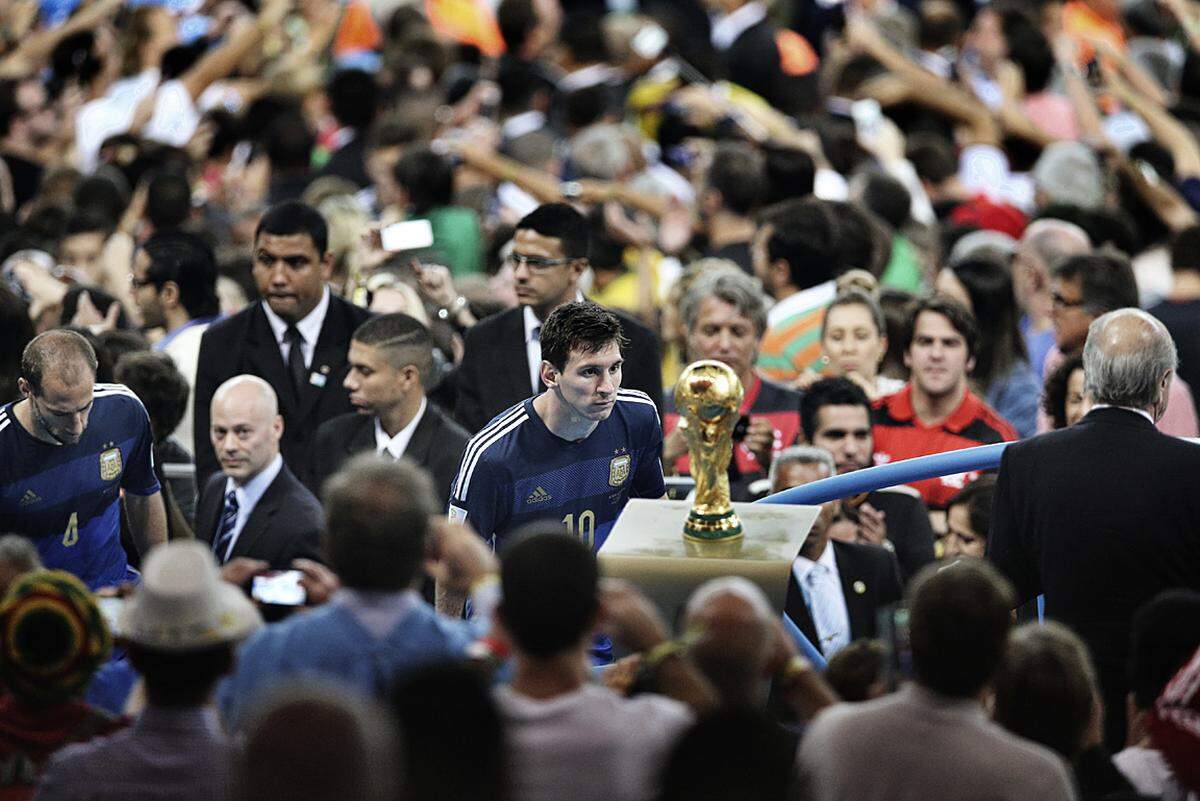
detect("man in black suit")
[454,203,663,433]
[193,201,372,489]
[708,0,818,117]
[313,313,470,507]
[773,447,903,658]
[195,376,322,568]
[800,377,937,583]
[989,308,1200,749]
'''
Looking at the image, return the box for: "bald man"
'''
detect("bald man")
[1012,219,1090,375]
[0,330,167,588]
[989,308,1200,749]
[196,375,323,568]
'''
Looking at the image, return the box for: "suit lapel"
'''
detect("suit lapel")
[404,406,437,463]
[833,543,874,641]
[244,305,299,419]
[346,415,376,458]
[296,300,350,423]
[784,569,823,656]
[196,475,225,545]
[506,309,539,401]
[231,467,288,560]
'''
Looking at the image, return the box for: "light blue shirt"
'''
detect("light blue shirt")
[792,543,851,657]
[219,453,283,562]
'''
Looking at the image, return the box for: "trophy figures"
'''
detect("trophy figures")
[674,360,744,542]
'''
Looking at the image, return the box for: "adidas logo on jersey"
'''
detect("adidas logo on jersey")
[526,486,552,504]
[19,489,41,507]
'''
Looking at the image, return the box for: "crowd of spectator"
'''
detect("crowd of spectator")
[2,0,1200,798]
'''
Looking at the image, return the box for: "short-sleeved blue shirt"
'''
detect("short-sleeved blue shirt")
[449,389,665,553]
[0,384,160,589]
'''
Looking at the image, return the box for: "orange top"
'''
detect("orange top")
[425,0,505,58]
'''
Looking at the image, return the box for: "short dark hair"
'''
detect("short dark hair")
[21,330,98,396]
[264,112,315,172]
[944,257,1027,389]
[146,171,192,231]
[799,376,871,442]
[515,203,590,260]
[499,528,599,658]
[860,172,911,229]
[758,198,843,290]
[63,208,112,238]
[823,639,888,702]
[1170,225,1200,273]
[352,313,435,388]
[907,560,1015,698]
[707,142,765,217]
[763,145,816,205]
[393,149,454,216]
[127,642,234,708]
[539,301,627,372]
[255,201,329,256]
[945,475,996,546]
[496,0,537,52]
[902,296,980,361]
[327,69,378,131]
[141,230,220,319]
[1129,590,1200,709]
[993,622,1098,759]
[113,351,188,444]
[659,709,795,801]
[321,455,437,591]
[1041,351,1084,429]
[1051,252,1139,316]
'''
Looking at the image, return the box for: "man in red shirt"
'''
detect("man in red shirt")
[871,297,1017,509]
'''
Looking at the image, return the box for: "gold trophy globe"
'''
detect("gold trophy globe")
[674,360,744,543]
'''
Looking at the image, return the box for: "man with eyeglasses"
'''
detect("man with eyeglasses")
[453,203,663,434]
[0,330,166,589]
[1042,252,1198,436]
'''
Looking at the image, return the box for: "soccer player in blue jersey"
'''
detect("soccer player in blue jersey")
[0,330,166,589]
[450,301,666,554]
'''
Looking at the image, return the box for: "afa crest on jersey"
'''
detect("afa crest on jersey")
[99,448,123,481]
[609,454,631,487]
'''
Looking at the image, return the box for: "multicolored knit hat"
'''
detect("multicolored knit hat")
[0,570,111,705]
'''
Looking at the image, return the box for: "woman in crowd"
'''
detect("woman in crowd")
[941,476,995,559]
[1042,352,1087,430]
[795,289,905,400]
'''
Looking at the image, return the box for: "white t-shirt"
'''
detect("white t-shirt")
[495,683,693,801]
[1114,746,1197,801]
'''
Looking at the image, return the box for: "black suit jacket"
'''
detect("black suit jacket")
[723,19,818,117]
[784,539,904,657]
[193,297,373,490]
[865,488,937,584]
[312,403,471,508]
[195,462,324,568]
[453,305,664,434]
[989,407,1200,748]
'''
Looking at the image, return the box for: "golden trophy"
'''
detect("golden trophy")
[674,360,744,542]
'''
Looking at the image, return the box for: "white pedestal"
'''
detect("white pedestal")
[599,499,820,623]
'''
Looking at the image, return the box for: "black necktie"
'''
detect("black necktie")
[285,325,306,400]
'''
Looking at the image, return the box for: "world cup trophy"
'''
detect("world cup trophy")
[674,360,744,542]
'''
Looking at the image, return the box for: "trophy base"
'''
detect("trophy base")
[683,508,743,542]
[599,499,820,621]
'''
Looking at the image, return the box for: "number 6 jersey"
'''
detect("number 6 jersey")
[0,384,160,589]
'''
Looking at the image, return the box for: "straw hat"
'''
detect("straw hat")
[116,541,262,651]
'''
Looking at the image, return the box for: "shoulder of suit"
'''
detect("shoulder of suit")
[317,411,369,438]
[202,304,259,340]
[834,538,894,564]
[466,307,520,339]
[427,403,471,442]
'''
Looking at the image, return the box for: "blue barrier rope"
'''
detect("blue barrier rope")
[782,612,827,669]
[756,442,1012,506]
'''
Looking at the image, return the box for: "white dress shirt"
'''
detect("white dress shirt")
[792,542,852,657]
[374,398,427,460]
[711,1,766,50]
[1088,404,1155,424]
[219,453,284,562]
[262,287,331,372]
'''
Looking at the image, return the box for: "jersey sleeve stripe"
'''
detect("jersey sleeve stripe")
[456,404,527,473]
[616,390,660,422]
[455,413,528,502]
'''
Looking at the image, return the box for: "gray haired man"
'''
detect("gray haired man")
[989,307,1200,749]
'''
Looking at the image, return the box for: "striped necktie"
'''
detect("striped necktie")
[213,489,239,563]
[806,563,847,657]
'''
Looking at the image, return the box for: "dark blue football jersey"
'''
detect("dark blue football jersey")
[0,384,160,589]
[449,389,665,552]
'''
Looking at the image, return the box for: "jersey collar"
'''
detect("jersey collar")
[883,383,984,433]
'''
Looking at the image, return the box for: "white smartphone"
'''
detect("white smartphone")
[851,98,883,138]
[380,219,435,253]
[251,570,307,606]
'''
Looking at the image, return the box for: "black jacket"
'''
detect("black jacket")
[312,403,471,508]
[865,488,937,584]
[784,539,904,657]
[193,297,373,490]
[453,305,663,434]
[195,462,324,568]
[989,407,1200,748]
